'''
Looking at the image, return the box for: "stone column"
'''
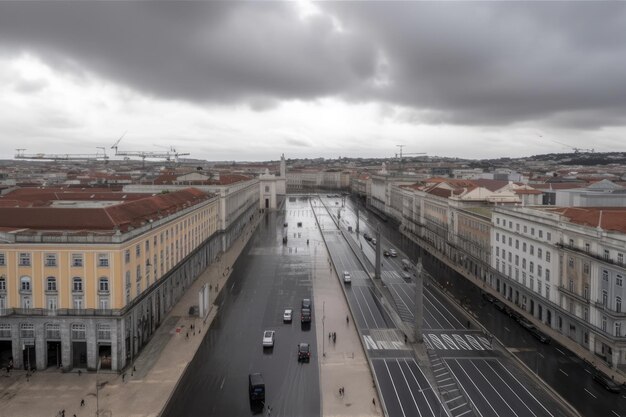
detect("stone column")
[61,321,71,371]
[87,319,97,371]
[35,321,46,370]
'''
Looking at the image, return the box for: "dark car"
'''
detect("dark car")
[518,317,534,330]
[592,371,621,393]
[363,233,371,241]
[297,343,311,362]
[481,292,496,303]
[527,326,551,344]
[383,250,390,257]
[301,308,311,323]
[493,300,507,312]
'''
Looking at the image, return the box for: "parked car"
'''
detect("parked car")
[343,271,351,284]
[371,238,377,245]
[481,292,496,303]
[518,317,534,330]
[493,300,507,312]
[383,250,390,257]
[389,249,397,257]
[283,308,293,322]
[363,233,371,241]
[592,371,622,393]
[527,326,551,344]
[297,343,311,362]
[301,308,311,323]
[262,330,275,347]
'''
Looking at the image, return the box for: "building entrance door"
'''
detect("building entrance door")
[47,341,61,368]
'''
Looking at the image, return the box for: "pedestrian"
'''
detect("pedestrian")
[333,332,336,343]
[122,372,126,382]
[186,332,189,339]
[404,334,408,344]
[80,399,85,407]
[77,369,81,376]
[346,315,349,325]
[372,398,376,407]
[329,332,332,340]
[61,410,65,417]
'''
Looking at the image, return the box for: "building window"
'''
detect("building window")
[124,249,131,264]
[529,262,534,274]
[531,228,535,236]
[583,285,589,300]
[602,290,608,306]
[568,257,574,268]
[569,238,574,246]
[515,240,519,249]
[21,295,31,309]
[538,265,542,277]
[602,270,609,281]
[523,225,527,233]
[508,237,512,246]
[516,223,520,232]
[583,308,589,321]
[136,265,142,281]
[145,240,150,252]
[602,317,607,332]
[71,253,83,267]
[496,247,500,257]
[44,253,57,267]
[45,323,60,339]
[0,277,6,291]
[19,253,31,266]
[99,297,109,310]
[47,296,57,311]
[569,279,574,292]
[545,284,550,298]
[523,242,527,252]
[46,277,57,292]
[136,244,141,257]
[583,263,589,274]
[616,323,622,337]
[97,324,111,340]
[71,324,86,340]
[99,277,109,292]
[98,254,109,267]
[604,249,610,260]
[530,245,534,256]
[20,276,31,292]
[546,251,551,262]
[547,232,551,241]
[515,255,519,266]
[537,248,542,259]
[125,271,131,303]
[545,269,550,281]
[539,230,543,238]
[617,275,623,287]
[73,295,83,310]
[72,277,83,293]
[522,258,526,269]
[20,323,35,339]
[618,253,624,265]
[0,252,4,266]
[617,297,622,313]
[584,243,590,252]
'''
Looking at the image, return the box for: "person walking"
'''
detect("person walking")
[333,332,336,344]
[346,315,349,325]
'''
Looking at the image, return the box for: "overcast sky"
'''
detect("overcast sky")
[1,1,626,162]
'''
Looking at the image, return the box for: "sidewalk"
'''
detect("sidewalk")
[311,243,381,417]
[0,211,263,417]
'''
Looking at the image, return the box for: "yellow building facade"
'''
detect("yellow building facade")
[0,187,220,371]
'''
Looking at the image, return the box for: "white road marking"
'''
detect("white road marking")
[584,369,591,374]
[611,411,619,417]
[504,327,510,332]
[219,377,226,390]
[492,360,555,417]
[584,389,596,399]
[555,347,565,355]
[559,369,568,377]
[382,360,409,417]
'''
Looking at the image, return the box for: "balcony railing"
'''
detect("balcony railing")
[593,301,626,318]
[4,308,122,317]
[557,285,590,304]
[558,242,626,268]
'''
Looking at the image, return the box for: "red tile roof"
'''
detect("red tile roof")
[545,207,626,234]
[0,188,211,233]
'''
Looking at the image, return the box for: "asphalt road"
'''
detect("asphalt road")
[163,200,320,417]
[329,195,576,417]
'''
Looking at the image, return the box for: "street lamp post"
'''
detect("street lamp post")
[322,301,326,357]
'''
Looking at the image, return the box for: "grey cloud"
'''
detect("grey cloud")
[2,1,626,130]
[0,2,376,105]
[285,137,311,148]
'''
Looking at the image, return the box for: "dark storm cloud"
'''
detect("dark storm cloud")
[0,1,376,103]
[326,2,626,128]
[1,1,626,129]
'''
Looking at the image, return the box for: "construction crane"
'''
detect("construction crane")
[538,134,595,154]
[14,148,109,162]
[395,144,427,172]
[111,135,189,166]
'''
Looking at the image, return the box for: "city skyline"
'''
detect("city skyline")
[1,1,626,161]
